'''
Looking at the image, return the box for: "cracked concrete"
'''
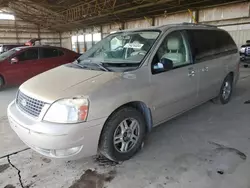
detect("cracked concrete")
[1,68,250,188]
[7,155,25,188]
[0,149,31,188]
[0,157,19,188]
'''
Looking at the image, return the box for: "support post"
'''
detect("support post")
[38,25,41,45]
[59,32,62,47]
[14,19,19,44]
[76,32,80,53]
[83,30,87,52]
[100,25,103,39]
[152,17,155,26]
[91,27,94,46]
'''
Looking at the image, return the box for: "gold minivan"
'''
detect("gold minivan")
[8,23,240,162]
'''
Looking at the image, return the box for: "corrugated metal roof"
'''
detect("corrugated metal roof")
[0,0,247,31]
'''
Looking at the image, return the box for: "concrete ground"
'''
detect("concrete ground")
[1,68,250,188]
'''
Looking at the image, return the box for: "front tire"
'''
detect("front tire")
[99,107,146,162]
[244,64,248,68]
[212,74,233,104]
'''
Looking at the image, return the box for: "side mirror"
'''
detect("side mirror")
[153,58,173,73]
[160,58,173,70]
[10,57,19,64]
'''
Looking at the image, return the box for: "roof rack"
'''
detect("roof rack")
[182,22,217,28]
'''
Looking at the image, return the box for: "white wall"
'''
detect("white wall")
[155,12,191,25]
[61,32,72,50]
[0,18,61,46]
[125,20,151,29]
[221,25,250,47]
[62,2,250,50]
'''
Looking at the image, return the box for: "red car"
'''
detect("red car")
[0,46,80,89]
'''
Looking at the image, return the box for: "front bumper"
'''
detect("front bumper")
[7,101,106,160]
[240,56,250,64]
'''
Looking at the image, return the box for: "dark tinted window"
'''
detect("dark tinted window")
[18,49,38,61]
[186,30,237,62]
[41,48,58,58]
[217,31,237,51]
[58,50,64,56]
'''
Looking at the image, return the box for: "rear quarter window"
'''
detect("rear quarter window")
[40,48,59,58]
[186,29,237,62]
[58,50,64,56]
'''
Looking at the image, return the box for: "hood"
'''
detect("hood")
[20,65,120,103]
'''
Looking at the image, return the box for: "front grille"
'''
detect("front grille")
[246,47,250,56]
[16,91,47,118]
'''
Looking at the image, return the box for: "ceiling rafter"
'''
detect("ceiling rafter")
[60,0,118,22]
[0,0,248,31]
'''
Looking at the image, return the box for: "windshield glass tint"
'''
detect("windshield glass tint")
[79,31,160,64]
[0,48,20,61]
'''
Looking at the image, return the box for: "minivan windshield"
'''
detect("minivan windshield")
[0,48,21,61]
[76,30,160,72]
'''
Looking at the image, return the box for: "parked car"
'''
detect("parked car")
[0,46,80,89]
[8,23,240,162]
[240,40,250,68]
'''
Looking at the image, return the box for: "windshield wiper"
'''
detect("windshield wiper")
[74,63,86,69]
[77,59,110,72]
[89,62,110,72]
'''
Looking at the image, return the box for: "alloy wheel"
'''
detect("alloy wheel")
[113,118,140,153]
[222,81,232,100]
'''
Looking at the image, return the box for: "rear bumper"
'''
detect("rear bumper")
[7,101,106,160]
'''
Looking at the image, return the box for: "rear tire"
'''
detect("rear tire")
[212,74,233,105]
[244,64,248,68]
[99,107,146,162]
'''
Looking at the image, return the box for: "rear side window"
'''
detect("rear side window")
[40,48,58,58]
[18,49,38,61]
[216,31,237,52]
[58,50,64,56]
[186,29,237,62]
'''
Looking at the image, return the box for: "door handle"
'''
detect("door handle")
[188,70,195,77]
[201,66,209,72]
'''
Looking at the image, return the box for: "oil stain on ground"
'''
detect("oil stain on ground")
[69,169,116,188]
[41,157,51,163]
[209,141,247,160]
[0,164,10,173]
[245,100,250,104]
[207,141,247,175]
[4,185,16,188]
[93,155,120,167]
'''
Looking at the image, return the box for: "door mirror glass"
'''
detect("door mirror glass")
[161,58,173,70]
[10,57,19,64]
[153,58,173,73]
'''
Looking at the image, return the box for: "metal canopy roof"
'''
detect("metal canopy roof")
[0,0,247,31]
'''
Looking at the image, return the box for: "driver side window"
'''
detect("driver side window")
[152,31,191,74]
[17,49,38,62]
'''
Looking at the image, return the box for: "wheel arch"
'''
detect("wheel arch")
[228,71,234,79]
[227,71,235,84]
[98,101,153,147]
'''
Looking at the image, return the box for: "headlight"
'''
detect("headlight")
[43,97,89,124]
[240,47,246,53]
